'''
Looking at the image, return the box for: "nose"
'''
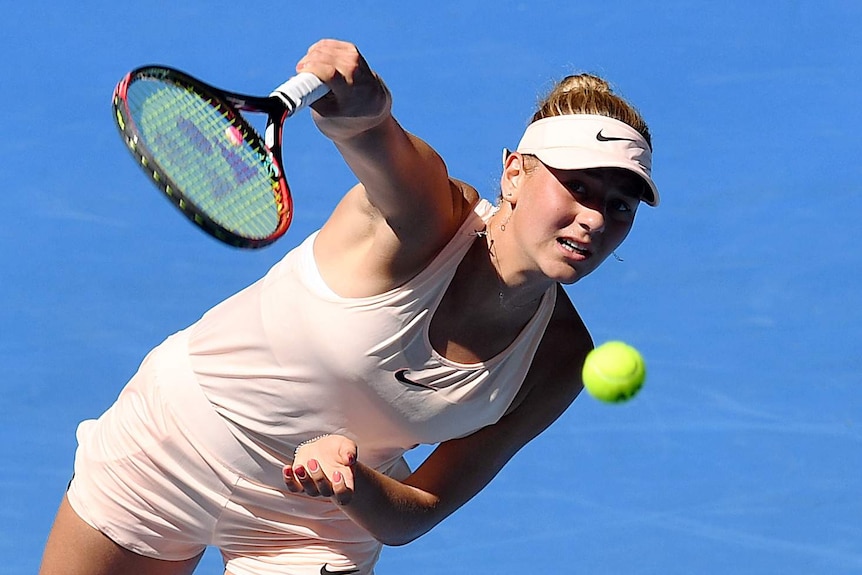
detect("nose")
[577,203,606,234]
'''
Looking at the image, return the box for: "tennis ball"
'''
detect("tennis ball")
[582,341,646,403]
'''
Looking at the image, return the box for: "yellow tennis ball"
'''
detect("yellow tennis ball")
[582,341,646,403]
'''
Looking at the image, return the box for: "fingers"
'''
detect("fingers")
[284,462,322,496]
[330,469,353,506]
[296,39,367,88]
[294,39,387,119]
[283,466,300,493]
[283,459,354,505]
[307,459,333,497]
[340,445,358,468]
[285,434,357,503]
[282,461,324,496]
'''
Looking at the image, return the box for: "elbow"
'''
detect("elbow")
[376,528,428,547]
[371,511,440,547]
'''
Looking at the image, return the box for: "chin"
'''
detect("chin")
[552,264,595,285]
[561,254,615,283]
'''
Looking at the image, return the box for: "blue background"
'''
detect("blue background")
[2,2,860,573]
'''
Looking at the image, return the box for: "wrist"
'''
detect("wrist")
[312,81,393,141]
[293,434,331,461]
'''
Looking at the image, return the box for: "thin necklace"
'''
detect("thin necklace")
[475,225,542,312]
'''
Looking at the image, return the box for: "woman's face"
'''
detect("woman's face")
[505,156,642,284]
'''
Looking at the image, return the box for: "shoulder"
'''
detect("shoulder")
[449,177,481,207]
[537,285,593,391]
[506,285,592,417]
[312,175,482,297]
[546,284,592,353]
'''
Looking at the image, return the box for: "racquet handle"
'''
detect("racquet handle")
[270,72,330,115]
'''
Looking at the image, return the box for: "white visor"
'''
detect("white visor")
[514,114,659,206]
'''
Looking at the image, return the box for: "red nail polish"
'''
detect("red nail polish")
[307,459,319,473]
[347,453,356,466]
[284,468,294,480]
[295,466,307,479]
[333,470,343,483]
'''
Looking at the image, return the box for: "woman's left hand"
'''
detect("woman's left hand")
[284,434,357,505]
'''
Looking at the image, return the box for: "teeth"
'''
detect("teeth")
[560,238,589,254]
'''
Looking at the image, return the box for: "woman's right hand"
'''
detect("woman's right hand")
[303,39,465,301]
[295,39,390,120]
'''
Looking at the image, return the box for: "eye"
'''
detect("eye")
[609,197,637,216]
[566,180,587,196]
[611,198,632,212]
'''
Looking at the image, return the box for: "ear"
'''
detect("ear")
[500,150,527,204]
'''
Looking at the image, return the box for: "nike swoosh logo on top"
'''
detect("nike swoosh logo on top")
[320,565,360,575]
[596,129,638,143]
[394,369,438,391]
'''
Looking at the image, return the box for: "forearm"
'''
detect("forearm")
[296,39,455,234]
[287,436,448,546]
[339,461,443,546]
[317,111,450,219]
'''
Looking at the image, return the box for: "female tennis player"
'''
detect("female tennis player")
[40,39,659,575]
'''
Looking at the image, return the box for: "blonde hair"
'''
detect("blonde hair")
[531,74,652,150]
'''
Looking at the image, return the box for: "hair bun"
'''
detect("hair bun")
[531,73,651,149]
[557,74,613,95]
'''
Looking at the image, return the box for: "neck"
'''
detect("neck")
[474,214,550,314]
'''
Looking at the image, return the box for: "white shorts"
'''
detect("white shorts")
[67,331,382,575]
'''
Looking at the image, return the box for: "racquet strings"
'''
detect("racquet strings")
[126,78,282,239]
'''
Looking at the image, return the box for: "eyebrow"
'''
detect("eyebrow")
[539,162,646,201]
[578,167,645,199]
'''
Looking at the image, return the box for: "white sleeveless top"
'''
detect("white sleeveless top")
[187,199,557,473]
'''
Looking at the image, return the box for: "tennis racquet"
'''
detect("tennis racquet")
[112,66,330,248]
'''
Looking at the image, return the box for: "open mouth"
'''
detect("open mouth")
[558,238,591,257]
